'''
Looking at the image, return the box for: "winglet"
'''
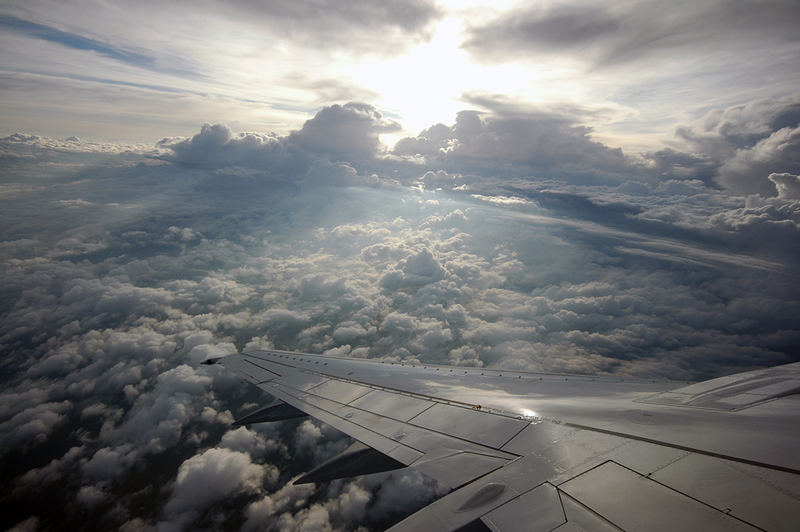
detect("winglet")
[294,441,405,485]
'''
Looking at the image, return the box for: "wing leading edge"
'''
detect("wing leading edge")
[210,350,800,531]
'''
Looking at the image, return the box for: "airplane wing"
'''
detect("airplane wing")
[206,350,800,531]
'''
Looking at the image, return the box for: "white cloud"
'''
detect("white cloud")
[160,447,266,530]
[717,126,800,195]
[220,427,268,456]
[330,483,371,523]
[380,248,447,289]
[769,172,800,200]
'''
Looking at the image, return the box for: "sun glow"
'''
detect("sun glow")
[349,16,533,145]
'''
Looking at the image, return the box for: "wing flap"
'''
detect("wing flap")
[389,422,794,532]
[650,453,800,531]
[254,378,425,465]
[480,483,565,532]
[413,452,509,491]
[559,461,756,531]
[555,493,620,532]
[257,377,520,488]
[219,352,524,488]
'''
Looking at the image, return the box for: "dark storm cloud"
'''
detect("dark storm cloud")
[463,0,800,67]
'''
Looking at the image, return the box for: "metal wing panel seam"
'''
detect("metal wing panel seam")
[563,421,800,475]
[264,380,520,460]
[242,358,283,377]
[497,423,532,450]
[605,461,767,531]
[269,368,533,425]
[255,381,425,463]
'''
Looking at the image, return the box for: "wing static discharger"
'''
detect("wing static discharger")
[232,400,308,425]
[294,441,406,485]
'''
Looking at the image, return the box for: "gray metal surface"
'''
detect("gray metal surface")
[650,453,800,532]
[556,493,620,531]
[214,349,800,531]
[409,403,529,449]
[348,389,434,421]
[481,484,565,532]
[306,378,372,404]
[227,350,800,473]
[559,461,756,531]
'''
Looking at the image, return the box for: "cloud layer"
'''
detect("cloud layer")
[464,0,800,68]
[1,101,799,530]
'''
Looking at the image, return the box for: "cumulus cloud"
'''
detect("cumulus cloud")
[769,172,800,199]
[380,248,446,290]
[290,102,400,161]
[717,126,800,195]
[162,123,305,175]
[0,400,71,449]
[393,107,638,183]
[653,99,800,195]
[160,447,267,531]
[162,102,400,183]
[219,426,269,455]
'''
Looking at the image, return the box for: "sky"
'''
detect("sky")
[1,1,799,531]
